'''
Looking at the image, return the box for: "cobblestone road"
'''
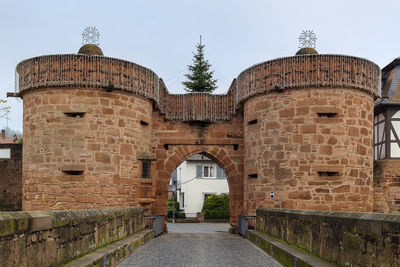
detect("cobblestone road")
[118,223,282,267]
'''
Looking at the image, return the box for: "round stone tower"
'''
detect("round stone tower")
[239,51,380,213]
[17,45,157,210]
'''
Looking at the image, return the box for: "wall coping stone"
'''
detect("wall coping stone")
[257,208,400,223]
[0,207,144,237]
[27,210,53,232]
[257,208,400,266]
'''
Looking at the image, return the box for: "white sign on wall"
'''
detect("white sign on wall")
[0,148,11,159]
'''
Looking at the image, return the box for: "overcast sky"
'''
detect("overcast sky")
[1,0,400,132]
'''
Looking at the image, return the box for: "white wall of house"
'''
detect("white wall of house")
[172,155,229,218]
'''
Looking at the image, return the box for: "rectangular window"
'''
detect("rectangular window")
[248,119,257,125]
[216,165,226,178]
[317,112,337,118]
[196,165,202,178]
[204,166,210,177]
[172,169,177,181]
[317,171,339,177]
[141,161,150,179]
[374,111,387,160]
[0,148,11,159]
[181,193,185,208]
[64,112,85,118]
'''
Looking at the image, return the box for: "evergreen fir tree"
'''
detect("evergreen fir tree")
[182,36,217,93]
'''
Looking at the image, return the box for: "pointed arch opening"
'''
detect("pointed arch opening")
[152,145,243,229]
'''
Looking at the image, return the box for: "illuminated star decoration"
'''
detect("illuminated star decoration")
[298,30,317,49]
[82,26,100,45]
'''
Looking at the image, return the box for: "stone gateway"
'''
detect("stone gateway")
[13,45,381,227]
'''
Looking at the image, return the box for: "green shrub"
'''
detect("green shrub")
[167,201,186,218]
[202,194,230,219]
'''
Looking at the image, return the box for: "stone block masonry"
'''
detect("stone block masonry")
[0,207,144,267]
[244,88,374,212]
[22,89,153,211]
[0,144,22,211]
[374,160,400,212]
[256,208,400,266]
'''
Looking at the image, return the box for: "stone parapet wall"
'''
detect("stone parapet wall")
[256,208,400,267]
[15,54,381,123]
[159,91,235,122]
[0,207,144,267]
[16,55,160,101]
[374,160,400,212]
[236,54,380,103]
[0,144,22,211]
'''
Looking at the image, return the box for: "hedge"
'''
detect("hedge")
[167,201,186,218]
[202,194,230,219]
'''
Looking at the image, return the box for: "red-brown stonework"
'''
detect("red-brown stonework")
[244,88,374,213]
[0,144,22,211]
[373,160,400,212]
[150,113,244,226]
[22,88,153,211]
[14,52,382,227]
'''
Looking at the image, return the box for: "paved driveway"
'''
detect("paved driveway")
[118,223,282,267]
[167,222,230,233]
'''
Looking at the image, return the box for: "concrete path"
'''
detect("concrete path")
[167,222,230,233]
[118,223,282,267]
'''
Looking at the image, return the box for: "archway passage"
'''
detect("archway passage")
[154,145,243,227]
[148,114,244,228]
[169,153,230,222]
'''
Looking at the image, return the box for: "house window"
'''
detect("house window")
[196,165,216,178]
[204,166,210,177]
[180,193,185,208]
[203,165,215,177]
[373,108,400,159]
[216,165,226,178]
[374,112,386,160]
[141,161,150,179]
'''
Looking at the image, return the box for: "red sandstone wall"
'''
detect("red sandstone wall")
[244,88,374,213]
[373,160,400,212]
[150,112,244,226]
[22,88,153,210]
[0,144,22,211]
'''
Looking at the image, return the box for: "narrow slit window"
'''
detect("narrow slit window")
[233,144,239,150]
[140,120,149,126]
[62,170,84,175]
[64,112,85,118]
[141,161,150,179]
[317,112,337,118]
[318,171,339,176]
[248,119,258,125]
[248,173,258,178]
